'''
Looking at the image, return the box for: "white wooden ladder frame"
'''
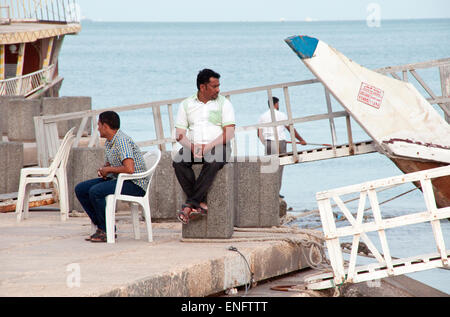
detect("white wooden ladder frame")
[306,165,450,290]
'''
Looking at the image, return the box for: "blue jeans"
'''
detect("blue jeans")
[75,178,145,231]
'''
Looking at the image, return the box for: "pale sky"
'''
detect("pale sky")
[76,0,450,22]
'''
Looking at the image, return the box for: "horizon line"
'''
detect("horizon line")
[80,17,450,23]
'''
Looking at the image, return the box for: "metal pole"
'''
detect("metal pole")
[324,87,337,147]
[224,95,238,156]
[402,70,408,82]
[10,0,14,18]
[52,0,56,21]
[439,65,450,123]
[153,105,166,152]
[345,114,354,155]
[61,0,66,22]
[283,86,298,162]
[167,103,176,147]
[71,0,76,22]
[45,0,49,20]
[267,89,280,155]
[40,0,44,20]
[21,0,25,19]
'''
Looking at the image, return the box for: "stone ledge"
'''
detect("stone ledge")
[101,238,311,297]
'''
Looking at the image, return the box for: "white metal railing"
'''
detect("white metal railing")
[0,0,80,23]
[0,64,55,97]
[376,57,450,120]
[34,99,180,167]
[33,58,449,168]
[33,78,355,168]
[0,5,10,24]
[305,165,450,290]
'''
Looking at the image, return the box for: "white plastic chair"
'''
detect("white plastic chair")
[15,127,76,222]
[105,148,161,243]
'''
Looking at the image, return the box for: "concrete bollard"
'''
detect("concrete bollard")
[2,96,92,141]
[67,147,105,212]
[67,148,181,219]
[65,147,278,234]
[42,97,92,137]
[0,96,23,136]
[149,151,180,221]
[233,156,281,227]
[7,99,41,141]
[182,163,234,239]
[0,142,24,194]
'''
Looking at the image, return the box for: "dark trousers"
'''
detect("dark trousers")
[172,144,231,209]
[264,139,287,155]
[75,178,145,231]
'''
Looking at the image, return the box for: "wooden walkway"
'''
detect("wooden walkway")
[279,140,377,166]
[220,268,448,297]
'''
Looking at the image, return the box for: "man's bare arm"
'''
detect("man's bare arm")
[285,125,306,145]
[203,125,235,155]
[257,128,265,144]
[98,158,135,178]
[176,128,194,152]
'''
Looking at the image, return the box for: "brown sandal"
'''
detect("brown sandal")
[90,230,107,243]
[85,229,102,241]
[198,203,208,215]
[189,203,208,221]
[177,209,189,224]
[86,229,116,241]
[177,204,196,224]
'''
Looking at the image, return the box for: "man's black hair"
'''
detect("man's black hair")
[197,68,220,90]
[99,111,120,130]
[268,96,279,108]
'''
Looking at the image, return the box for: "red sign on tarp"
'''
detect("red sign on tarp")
[357,82,384,109]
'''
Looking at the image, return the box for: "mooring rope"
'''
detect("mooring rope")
[180,226,332,296]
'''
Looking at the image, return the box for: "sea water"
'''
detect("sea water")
[59,19,450,293]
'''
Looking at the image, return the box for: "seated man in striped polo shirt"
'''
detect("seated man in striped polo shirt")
[172,68,235,224]
[75,111,148,243]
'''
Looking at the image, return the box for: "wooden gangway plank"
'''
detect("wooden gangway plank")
[279,140,377,166]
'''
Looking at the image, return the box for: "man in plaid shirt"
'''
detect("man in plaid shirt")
[75,111,147,243]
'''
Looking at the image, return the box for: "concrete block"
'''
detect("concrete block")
[149,151,180,221]
[2,96,91,140]
[0,96,24,136]
[233,156,281,227]
[7,99,41,141]
[182,163,234,239]
[67,148,180,220]
[42,97,92,137]
[0,142,24,194]
[67,147,104,212]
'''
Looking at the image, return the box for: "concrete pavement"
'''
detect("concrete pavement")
[0,210,316,297]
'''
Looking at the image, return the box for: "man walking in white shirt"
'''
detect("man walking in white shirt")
[258,96,306,155]
[257,97,306,198]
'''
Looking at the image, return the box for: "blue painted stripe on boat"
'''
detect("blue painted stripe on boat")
[285,35,319,59]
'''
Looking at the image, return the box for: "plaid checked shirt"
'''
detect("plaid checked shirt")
[104,129,148,191]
